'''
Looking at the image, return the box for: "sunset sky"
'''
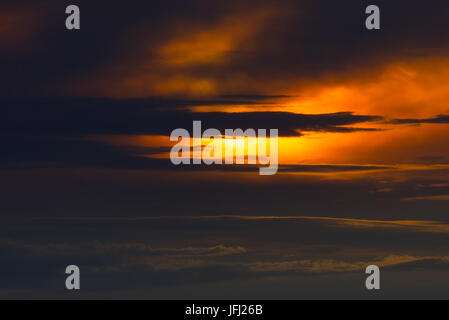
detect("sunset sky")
[1,0,449,299]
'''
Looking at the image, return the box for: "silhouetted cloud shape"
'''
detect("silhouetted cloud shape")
[1,98,382,137]
[390,115,449,124]
[0,133,393,172]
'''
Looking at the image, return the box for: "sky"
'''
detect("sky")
[1,0,449,299]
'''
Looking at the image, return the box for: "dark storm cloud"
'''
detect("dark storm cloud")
[1,1,449,96]
[0,0,236,96]
[235,0,449,77]
[0,97,382,137]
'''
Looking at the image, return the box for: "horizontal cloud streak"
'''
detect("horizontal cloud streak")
[390,115,449,125]
[0,98,382,137]
[402,195,449,201]
[17,215,449,234]
[246,255,449,273]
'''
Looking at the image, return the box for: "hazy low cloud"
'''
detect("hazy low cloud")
[245,255,449,273]
[402,195,449,201]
